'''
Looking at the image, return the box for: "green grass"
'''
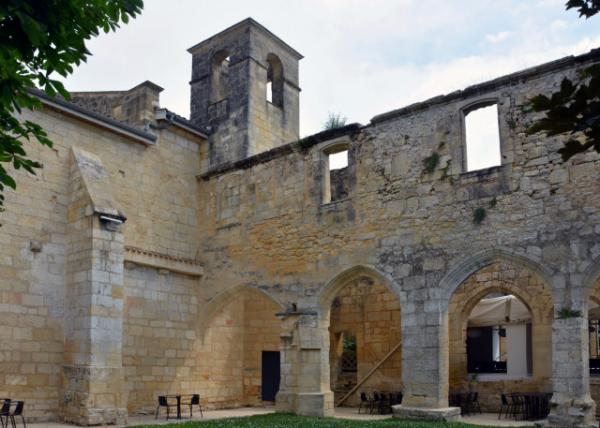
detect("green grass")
[130,413,522,428]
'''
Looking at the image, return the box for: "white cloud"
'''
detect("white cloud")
[485,31,512,44]
[62,0,600,137]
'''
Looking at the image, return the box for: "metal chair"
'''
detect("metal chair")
[499,393,512,419]
[155,396,177,420]
[0,400,11,428]
[358,392,372,414]
[188,394,203,418]
[7,401,25,428]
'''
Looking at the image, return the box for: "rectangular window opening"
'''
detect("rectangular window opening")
[465,104,501,172]
[324,149,349,203]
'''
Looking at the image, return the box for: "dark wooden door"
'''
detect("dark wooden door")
[261,351,280,402]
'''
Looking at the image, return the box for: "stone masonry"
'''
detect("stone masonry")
[0,17,599,427]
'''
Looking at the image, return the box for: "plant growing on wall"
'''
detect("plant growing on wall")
[323,112,347,130]
[557,307,583,319]
[473,207,487,224]
[423,152,440,174]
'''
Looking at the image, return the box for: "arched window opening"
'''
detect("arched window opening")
[466,293,532,378]
[464,103,501,172]
[266,53,284,108]
[211,50,230,103]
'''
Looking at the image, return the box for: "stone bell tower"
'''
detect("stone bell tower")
[188,18,303,167]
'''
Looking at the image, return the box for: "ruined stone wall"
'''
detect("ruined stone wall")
[196,52,600,414]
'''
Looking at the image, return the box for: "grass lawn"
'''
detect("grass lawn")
[131,413,527,428]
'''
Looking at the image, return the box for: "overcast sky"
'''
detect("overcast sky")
[65,0,600,138]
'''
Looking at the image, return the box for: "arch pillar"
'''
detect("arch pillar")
[394,296,461,421]
[275,311,334,417]
[548,271,598,428]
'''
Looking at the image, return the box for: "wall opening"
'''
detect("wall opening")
[266,53,283,108]
[464,103,501,172]
[324,148,349,203]
[447,262,553,412]
[211,50,231,103]
[328,275,402,407]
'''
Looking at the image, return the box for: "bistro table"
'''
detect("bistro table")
[164,395,182,420]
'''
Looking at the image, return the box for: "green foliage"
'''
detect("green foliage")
[0,0,143,214]
[526,66,600,161]
[557,307,583,319]
[525,2,599,161]
[343,335,356,351]
[130,413,525,428]
[566,0,600,18]
[323,112,347,131]
[473,207,486,224]
[423,152,440,174]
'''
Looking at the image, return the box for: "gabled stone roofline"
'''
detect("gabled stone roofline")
[31,88,157,145]
[187,17,304,60]
[154,108,208,139]
[69,80,164,97]
[198,123,362,180]
[371,47,600,125]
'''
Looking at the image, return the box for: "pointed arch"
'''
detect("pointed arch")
[197,284,283,342]
[319,264,402,320]
[440,247,554,310]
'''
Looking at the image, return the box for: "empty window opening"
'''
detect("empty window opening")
[329,150,348,171]
[266,53,284,108]
[325,149,349,203]
[464,104,501,171]
[211,50,230,103]
[466,294,532,377]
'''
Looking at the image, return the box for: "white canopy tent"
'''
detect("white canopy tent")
[468,295,530,327]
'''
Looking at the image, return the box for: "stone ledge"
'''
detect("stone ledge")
[124,246,203,277]
[392,405,461,422]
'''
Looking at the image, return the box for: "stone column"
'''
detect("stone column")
[275,312,334,417]
[547,315,596,428]
[62,148,127,425]
[394,302,461,421]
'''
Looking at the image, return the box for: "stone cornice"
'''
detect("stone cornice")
[124,246,203,277]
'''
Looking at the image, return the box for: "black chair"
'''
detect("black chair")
[377,393,391,414]
[499,393,512,419]
[358,392,372,414]
[155,396,177,420]
[469,392,481,414]
[188,394,203,418]
[390,391,403,406]
[510,394,526,420]
[7,401,25,428]
[370,392,380,414]
[0,400,11,428]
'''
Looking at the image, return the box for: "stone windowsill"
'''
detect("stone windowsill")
[469,373,532,382]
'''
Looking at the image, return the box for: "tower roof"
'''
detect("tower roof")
[187,17,303,60]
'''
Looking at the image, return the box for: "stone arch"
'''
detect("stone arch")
[194,284,284,408]
[447,260,554,411]
[440,247,554,310]
[211,49,231,103]
[197,284,283,342]
[319,265,401,320]
[319,265,403,406]
[266,53,284,107]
